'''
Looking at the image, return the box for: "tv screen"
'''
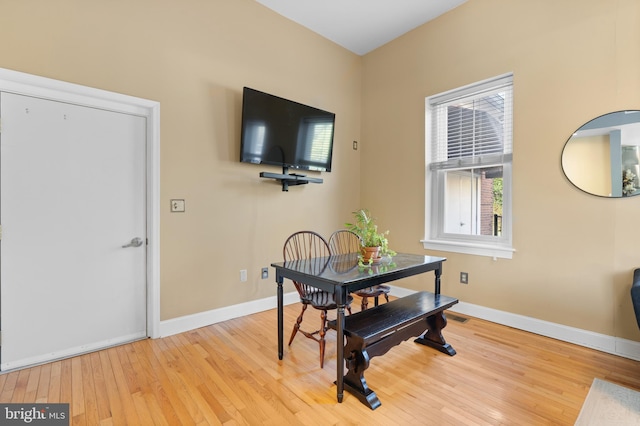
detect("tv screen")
[240,87,335,172]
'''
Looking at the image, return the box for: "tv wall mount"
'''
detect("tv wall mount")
[259,166,323,192]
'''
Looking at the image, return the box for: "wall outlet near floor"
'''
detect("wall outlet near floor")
[261,267,269,279]
[240,269,247,282]
[460,272,469,284]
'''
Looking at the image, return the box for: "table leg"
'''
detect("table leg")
[277,276,283,360]
[336,303,345,403]
[435,264,442,295]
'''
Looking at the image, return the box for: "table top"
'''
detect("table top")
[271,252,446,292]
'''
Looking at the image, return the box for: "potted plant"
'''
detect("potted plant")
[345,209,396,264]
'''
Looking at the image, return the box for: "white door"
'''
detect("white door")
[444,171,474,235]
[0,92,147,370]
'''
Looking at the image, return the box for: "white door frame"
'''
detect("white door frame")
[0,67,161,339]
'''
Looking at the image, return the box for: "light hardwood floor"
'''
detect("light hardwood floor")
[1,298,639,425]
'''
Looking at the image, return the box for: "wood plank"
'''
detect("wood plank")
[70,356,85,424]
[35,363,51,403]
[10,369,30,402]
[23,364,40,402]
[106,346,141,425]
[0,372,19,402]
[58,359,72,408]
[130,340,187,425]
[47,361,62,403]
[89,352,111,424]
[97,350,123,425]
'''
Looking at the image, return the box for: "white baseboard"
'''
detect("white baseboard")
[448,301,640,362]
[1,331,147,372]
[159,286,640,362]
[159,291,300,338]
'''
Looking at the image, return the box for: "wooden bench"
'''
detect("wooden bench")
[328,291,459,409]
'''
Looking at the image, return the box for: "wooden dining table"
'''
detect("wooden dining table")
[270,252,448,403]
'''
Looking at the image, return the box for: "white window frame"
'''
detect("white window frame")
[423,73,515,259]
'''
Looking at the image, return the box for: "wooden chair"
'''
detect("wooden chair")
[632,268,640,330]
[284,231,353,368]
[328,229,391,311]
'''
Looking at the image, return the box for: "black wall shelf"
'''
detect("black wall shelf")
[259,167,323,192]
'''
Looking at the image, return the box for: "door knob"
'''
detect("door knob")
[122,237,144,248]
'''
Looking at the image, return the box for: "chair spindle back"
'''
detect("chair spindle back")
[283,231,331,298]
[328,229,362,255]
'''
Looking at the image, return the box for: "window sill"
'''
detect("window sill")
[421,239,514,259]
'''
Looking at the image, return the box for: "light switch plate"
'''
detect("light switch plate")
[170,199,185,212]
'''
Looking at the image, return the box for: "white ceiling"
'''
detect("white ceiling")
[255,0,468,55]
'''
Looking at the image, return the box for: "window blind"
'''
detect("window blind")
[429,74,513,169]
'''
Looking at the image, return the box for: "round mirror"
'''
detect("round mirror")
[562,111,640,197]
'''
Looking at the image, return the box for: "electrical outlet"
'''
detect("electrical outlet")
[261,267,269,279]
[240,269,247,282]
[460,272,468,284]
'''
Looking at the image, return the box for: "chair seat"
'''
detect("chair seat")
[302,291,354,310]
[355,285,390,297]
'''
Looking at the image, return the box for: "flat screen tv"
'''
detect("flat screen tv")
[240,87,335,172]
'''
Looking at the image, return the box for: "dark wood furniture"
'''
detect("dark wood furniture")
[271,252,451,406]
[328,230,391,310]
[632,268,640,330]
[327,291,458,409]
[283,231,353,368]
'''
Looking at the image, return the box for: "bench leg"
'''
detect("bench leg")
[415,311,456,356]
[338,338,381,410]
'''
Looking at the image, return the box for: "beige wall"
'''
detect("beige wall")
[1,0,639,344]
[361,0,640,341]
[0,0,362,320]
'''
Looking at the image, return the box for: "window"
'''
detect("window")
[298,117,334,171]
[424,74,514,259]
